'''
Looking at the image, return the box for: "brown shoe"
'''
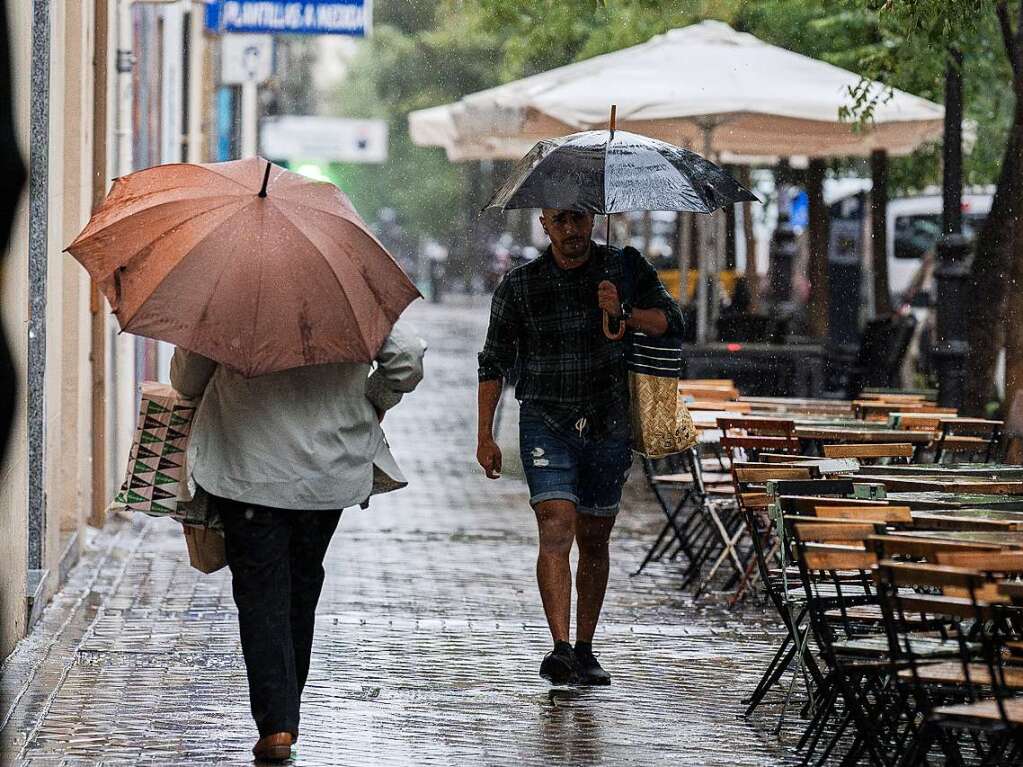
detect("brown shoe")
[253,732,293,762]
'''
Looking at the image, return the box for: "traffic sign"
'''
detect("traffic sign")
[261,116,388,163]
[220,34,274,84]
[205,0,372,36]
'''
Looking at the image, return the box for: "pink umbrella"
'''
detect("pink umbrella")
[67,157,420,377]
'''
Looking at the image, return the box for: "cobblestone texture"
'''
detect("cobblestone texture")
[0,300,801,766]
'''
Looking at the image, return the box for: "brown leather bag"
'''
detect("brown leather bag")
[182,524,226,573]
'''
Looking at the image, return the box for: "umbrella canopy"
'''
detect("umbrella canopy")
[410,20,945,162]
[485,129,758,214]
[67,157,420,377]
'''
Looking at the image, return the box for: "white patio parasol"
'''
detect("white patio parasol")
[409,20,945,162]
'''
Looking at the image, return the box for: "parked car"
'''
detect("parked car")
[886,190,992,303]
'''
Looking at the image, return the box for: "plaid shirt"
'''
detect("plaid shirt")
[478,243,684,436]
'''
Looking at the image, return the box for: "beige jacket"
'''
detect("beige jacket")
[170,319,426,510]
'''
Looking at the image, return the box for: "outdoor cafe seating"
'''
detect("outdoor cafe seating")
[636,379,1023,764]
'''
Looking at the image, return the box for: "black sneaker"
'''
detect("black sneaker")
[574,643,611,686]
[539,641,579,685]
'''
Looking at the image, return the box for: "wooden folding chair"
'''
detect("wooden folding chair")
[868,534,1003,563]
[933,417,1003,463]
[728,463,814,604]
[808,504,914,524]
[876,562,1023,766]
[888,412,944,432]
[788,520,895,766]
[634,447,727,575]
[718,417,802,456]
[687,418,802,594]
[854,400,956,422]
[1000,389,1023,464]
[859,391,934,403]
[823,442,915,465]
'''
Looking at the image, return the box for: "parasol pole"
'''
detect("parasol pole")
[603,104,625,340]
[696,121,714,345]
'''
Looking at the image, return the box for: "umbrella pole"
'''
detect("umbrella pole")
[602,212,625,340]
[258,161,271,198]
[602,102,625,341]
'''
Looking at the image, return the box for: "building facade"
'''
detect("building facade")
[1,0,208,661]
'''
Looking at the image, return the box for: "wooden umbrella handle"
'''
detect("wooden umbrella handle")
[603,310,626,340]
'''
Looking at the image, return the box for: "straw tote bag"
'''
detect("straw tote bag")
[603,248,698,458]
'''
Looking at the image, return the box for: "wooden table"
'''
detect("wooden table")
[794,426,933,445]
[855,464,1023,479]
[792,417,885,428]
[856,474,1023,496]
[912,509,1023,532]
[876,491,1023,511]
[740,396,851,414]
[897,530,1023,548]
[686,400,753,413]
[691,411,738,430]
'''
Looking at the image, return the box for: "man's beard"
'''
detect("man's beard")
[562,239,590,259]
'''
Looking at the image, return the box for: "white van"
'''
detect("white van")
[886,190,993,302]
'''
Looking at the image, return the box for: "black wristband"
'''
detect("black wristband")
[621,301,633,321]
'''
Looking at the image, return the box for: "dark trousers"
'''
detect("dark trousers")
[216,496,342,737]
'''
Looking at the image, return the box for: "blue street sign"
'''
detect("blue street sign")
[789,190,809,231]
[205,0,372,36]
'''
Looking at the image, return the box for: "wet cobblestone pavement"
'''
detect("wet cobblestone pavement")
[1,301,803,766]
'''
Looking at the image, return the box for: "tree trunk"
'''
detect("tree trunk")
[807,158,830,338]
[870,150,891,316]
[962,100,1022,414]
[1004,183,1023,416]
[1000,50,1023,416]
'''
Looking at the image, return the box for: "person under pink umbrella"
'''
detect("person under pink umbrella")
[68,157,426,761]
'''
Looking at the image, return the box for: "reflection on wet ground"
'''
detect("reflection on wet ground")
[1,300,800,766]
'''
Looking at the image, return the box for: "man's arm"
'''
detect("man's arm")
[476,275,521,479]
[598,284,669,336]
[366,319,427,417]
[170,348,217,399]
[604,248,685,338]
[477,378,503,479]
[626,307,669,336]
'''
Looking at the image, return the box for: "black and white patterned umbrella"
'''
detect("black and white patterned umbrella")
[484,128,758,214]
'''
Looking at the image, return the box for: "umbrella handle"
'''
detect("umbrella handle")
[603,310,626,340]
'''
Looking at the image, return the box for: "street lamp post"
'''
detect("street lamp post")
[933,234,971,408]
[934,48,967,409]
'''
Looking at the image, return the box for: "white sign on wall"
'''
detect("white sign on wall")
[260,116,388,163]
[221,34,275,84]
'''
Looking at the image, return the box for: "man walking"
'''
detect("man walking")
[476,208,683,685]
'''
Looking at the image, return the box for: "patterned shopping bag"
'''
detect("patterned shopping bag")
[114,383,197,517]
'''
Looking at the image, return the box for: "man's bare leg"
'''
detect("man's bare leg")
[534,500,577,643]
[575,514,615,643]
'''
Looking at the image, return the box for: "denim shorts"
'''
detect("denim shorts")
[518,407,633,517]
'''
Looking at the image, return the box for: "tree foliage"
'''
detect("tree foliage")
[838,0,1021,414]
[326,0,1015,244]
[328,1,500,245]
